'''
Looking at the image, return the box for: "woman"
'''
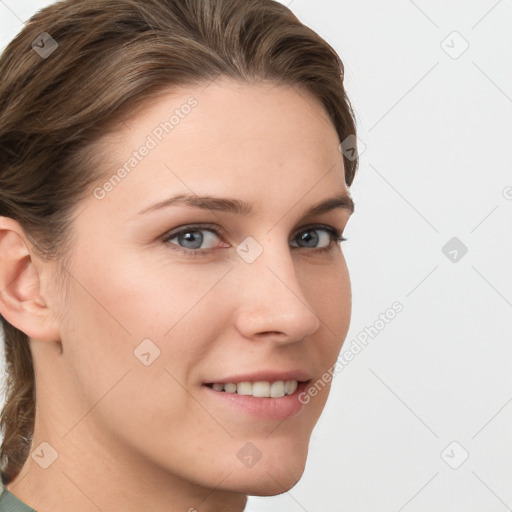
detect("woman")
[0,0,358,510]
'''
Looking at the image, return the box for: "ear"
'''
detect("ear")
[0,216,61,342]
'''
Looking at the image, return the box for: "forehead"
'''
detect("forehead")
[90,79,347,216]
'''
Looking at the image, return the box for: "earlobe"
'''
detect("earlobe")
[0,216,60,342]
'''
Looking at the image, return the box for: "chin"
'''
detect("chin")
[245,465,306,497]
[223,437,310,496]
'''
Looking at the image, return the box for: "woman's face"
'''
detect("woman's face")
[48,79,353,496]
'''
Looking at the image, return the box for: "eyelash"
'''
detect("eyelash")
[161,223,347,256]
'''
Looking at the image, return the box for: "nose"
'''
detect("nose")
[233,242,321,345]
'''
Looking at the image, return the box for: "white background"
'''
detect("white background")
[1,1,511,511]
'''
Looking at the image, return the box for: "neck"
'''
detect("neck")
[8,429,248,512]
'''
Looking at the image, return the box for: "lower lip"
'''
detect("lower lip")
[201,382,309,420]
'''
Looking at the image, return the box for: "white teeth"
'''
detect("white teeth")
[224,383,237,393]
[209,380,299,397]
[236,382,252,395]
[284,380,298,395]
[270,381,285,398]
[252,381,270,397]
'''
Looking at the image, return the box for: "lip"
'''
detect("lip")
[201,369,312,420]
[203,369,313,385]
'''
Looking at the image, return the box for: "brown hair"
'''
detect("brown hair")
[0,0,358,485]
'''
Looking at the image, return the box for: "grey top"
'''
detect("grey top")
[0,484,36,512]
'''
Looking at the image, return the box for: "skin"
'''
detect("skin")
[0,79,353,512]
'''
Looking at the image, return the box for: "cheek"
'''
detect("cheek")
[59,251,232,392]
[64,245,227,336]
[57,257,233,449]
[302,255,351,350]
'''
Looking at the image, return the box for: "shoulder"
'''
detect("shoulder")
[0,484,37,512]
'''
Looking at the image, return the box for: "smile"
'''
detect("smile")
[205,380,299,398]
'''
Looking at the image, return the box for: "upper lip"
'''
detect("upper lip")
[204,370,313,385]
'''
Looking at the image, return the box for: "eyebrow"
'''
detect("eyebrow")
[136,193,354,217]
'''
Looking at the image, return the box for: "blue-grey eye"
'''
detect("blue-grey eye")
[167,228,221,250]
[291,228,334,249]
